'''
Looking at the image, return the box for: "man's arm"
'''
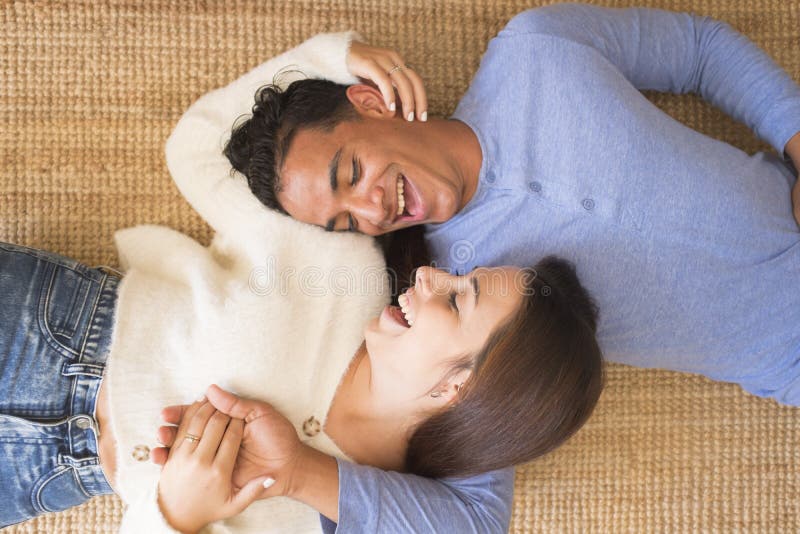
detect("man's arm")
[502,3,800,156]
[319,460,514,534]
[155,386,515,533]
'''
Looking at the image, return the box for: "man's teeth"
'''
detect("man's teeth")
[398,293,414,326]
[396,176,405,216]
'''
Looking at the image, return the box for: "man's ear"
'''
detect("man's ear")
[346,84,395,119]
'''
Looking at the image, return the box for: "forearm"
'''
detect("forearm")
[785,131,800,167]
[285,445,514,533]
[287,444,341,522]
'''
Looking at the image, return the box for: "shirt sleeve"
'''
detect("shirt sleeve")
[501,3,800,155]
[164,32,360,243]
[320,460,515,534]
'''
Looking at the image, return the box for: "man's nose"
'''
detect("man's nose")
[346,184,387,226]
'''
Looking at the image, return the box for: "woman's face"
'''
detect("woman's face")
[363,266,525,403]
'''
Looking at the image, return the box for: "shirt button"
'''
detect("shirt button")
[131,444,150,462]
[484,171,496,183]
[528,181,542,193]
[75,417,92,430]
[582,198,595,211]
[302,416,321,437]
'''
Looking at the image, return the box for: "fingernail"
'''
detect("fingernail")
[389,102,396,112]
[262,477,276,489]
[420,111,428,122]
[407,112,414,122]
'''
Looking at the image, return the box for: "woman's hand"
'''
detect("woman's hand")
[786,131,800,227]
[157,398,271,534]
[346,41,428,122]
[154,385,303,498]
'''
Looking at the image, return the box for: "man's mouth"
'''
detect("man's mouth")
[392,174,426,226]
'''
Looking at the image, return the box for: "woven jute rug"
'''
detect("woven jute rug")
[1,1,798,532]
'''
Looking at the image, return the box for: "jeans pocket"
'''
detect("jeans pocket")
[32,465,90,514]
[44,265,91,340]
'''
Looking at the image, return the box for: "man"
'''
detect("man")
[159,4,799,532]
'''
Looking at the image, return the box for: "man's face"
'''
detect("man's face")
[278,87,466,236]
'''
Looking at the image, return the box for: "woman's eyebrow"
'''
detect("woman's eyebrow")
[471,275,480,308]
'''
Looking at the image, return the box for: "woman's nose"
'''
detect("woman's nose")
[415,267,453,296]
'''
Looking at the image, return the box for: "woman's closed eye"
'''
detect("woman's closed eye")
[449,291,459,314]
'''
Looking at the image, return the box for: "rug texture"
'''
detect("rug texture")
[1,1,798,532]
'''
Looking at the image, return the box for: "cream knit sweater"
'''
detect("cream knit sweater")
[105,32,387,533]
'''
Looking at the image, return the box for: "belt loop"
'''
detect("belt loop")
[95,265,123,278]
[63,362,105,378]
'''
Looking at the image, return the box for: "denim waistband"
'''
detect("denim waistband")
[67,271,119,496]
[65,273,119,417]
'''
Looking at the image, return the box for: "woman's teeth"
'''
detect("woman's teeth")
[396,176,405,216]
[398,293,414,326]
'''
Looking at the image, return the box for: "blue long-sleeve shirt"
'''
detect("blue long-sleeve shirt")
[330,5,800,532]
[427,4,800,404]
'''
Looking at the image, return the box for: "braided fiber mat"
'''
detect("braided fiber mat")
[1,1,798,532]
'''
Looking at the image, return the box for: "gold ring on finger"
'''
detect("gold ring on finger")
[184,433,201,443]
[387,65,405,76]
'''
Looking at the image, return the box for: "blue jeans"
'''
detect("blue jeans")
[0,242,118,528]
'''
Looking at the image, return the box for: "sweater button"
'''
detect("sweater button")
[302,416,321,437]
[131,444,150,462]
[582,198,595,210]
[528,181,542,193]
[484,171,496,183]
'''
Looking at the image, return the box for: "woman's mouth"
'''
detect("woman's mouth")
[384,305,411,328]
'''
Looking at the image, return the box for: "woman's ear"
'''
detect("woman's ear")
[438,368,472,404]
[346,84,395,118]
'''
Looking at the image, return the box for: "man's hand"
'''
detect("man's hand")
[152,385,304,499]
[785,131,800,227]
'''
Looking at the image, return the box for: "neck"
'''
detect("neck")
[438,118,482,210]
[325,344,421,470]
[334,344,419,426]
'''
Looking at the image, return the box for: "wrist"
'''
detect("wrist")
[284,444,340,521]
[785,131,800,168]
[157,490,203,534]
[285,443,323,499]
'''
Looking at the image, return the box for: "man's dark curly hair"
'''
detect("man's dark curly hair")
[223,77,359,215]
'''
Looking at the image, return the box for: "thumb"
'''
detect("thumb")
[229,477,275,514]
[207,384,275,422]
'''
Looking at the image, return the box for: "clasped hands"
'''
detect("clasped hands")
[150,384,304,534]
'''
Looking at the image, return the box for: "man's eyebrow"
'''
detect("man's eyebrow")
[329,147,343,192]
[471,275,480,309]
[325,148,344,232]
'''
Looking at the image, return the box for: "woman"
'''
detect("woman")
[0,239,602,533]
[0,38,602,532]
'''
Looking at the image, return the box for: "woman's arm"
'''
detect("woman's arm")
[165,33,427,246]
[165,32,359,243]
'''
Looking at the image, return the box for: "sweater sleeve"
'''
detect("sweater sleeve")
[502,4,800,155]
[117,479,184,534]
[321,461,515,534]
[164,32,360,242]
